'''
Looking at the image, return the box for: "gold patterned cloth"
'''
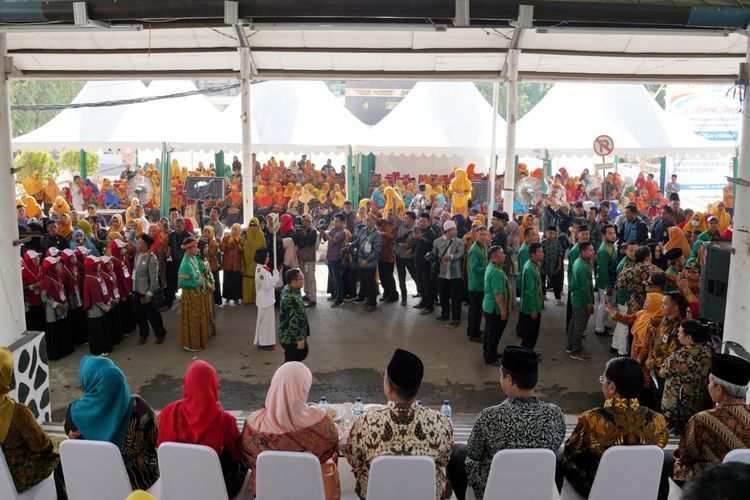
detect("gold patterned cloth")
[672,400,750,481]
[561,398,669,497]
[179,289,210,350]
[345,402,453,500]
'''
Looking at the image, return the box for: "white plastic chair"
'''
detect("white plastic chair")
[560,445,664,500]
[723,448,750,464]
[0,448,57,500]
[158,442,232,500]
[367,455,436,500]
[60,440,160,500]
[256,451,325,500]
[483,449,557,500]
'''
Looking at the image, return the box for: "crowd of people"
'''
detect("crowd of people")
[9,154,750,499]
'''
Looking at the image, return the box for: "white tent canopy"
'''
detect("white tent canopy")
[13,80,148,150]
[213,80,369,154]
[109,80,223,151]
[358,82,506,157]
[515,83,735,157]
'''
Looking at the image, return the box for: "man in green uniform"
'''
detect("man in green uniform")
[517,227,538,273]
[568,241,595,361]
[482,246,512,365]
[594,224,617,336]
[519,242,544,352]
[467,227,490,343]
[566,225,590,330]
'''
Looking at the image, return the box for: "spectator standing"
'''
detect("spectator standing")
[432,220,465,329]
[519,242,544,351]
[394,211,418,307]
[132,234,166,345]
[482,246,512,365]
[414,213,438,314]
[466,226,489,343]
[322,213,347,307]
[354,213,381,313]
[278,268,309,362]
[295,214,319,307]
[567,241,595,361]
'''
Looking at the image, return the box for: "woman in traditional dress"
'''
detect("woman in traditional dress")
[0,347,65,498]
[254,248,280,349]
[242,218,267,305]
[110,239,136,337]
[21,250,45,332]
[178,237,210,352]
[60,248,88,345]
[241,362,340,499]
[39,256,73,360]
[220,223,243,305]
[196,239,217,338]
[158,360,248,498]
[65,356,159,491]
[82,256,112,356]
[202,226,222,306]
[99,256,124,346]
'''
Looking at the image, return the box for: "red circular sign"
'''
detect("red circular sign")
[593,135,614,156]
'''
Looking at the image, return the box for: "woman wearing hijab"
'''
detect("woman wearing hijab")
[82,256,113,356]
[178,237,210,352]
[220,223,244,305]
[65,356,159,491]
[0,347,64,497]
[21,250,45,332]
[60,249,88,345]
[254,248,280,349]
[70,228,101,256]
[196,239,217,339]
[242,218,267,305]
[40,256,73,360]
[604,292,664,395]
[648,242,668,271]
[241,362,340,499]
[57,212,74,240]
[151,220,169,290]
[110,239,136,337]
[158,360,248,497]
[202,226,223,306]
[100,256,124,346]
[664,226,692,263]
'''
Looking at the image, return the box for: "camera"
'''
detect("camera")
[342,242,358,256]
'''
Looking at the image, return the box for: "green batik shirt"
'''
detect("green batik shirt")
[278,284,309,345]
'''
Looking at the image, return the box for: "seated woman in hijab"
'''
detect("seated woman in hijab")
[241,362,340,499]
[70,228,101,257]
[64,356,159,492]
[0,347,65,498]
[158,360,248,497]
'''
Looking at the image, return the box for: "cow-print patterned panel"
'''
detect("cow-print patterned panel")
[8,331,51,423]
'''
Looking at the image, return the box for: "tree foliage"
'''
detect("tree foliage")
[474,82,554,120]
[13,151,57,181]
[9,81,85,137]
[59,149,100,176]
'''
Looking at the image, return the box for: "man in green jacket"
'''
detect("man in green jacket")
[467,227,490,343]
[519,242,544,351]
[567,241,595,361]
[482,245,512,365]
[517,226,538,272]
[594,224,617,336]
[566,225,590,330]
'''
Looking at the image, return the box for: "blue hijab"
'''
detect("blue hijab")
[70,356,133,447]
[70,229,100,256]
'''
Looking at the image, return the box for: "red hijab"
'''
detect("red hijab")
[21,250,42,306]
[60,249,80,297]
[39,257,67,306]
[158,360,234,455]
[280,214,294,233]
[82,257,106,310]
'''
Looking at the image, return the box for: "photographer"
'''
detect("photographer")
[295,214,319,307]
[322,213,347,307]
[354,213,381,313]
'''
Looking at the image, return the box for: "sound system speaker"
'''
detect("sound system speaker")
[185,176,226,202]
[700,242,732,323]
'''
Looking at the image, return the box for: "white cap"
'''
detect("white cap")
[113,239,127,248]
[44,256,59,265]
[76,246,90,255]
[62,248,75,256]
[443,220,457,231]
[46,247,60,257]
[100,256,112,264]
[25,250,39,260]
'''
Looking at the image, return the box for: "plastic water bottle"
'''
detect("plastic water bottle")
[319,396,328,412]
[441,400,452,421]
[352,397,364,417]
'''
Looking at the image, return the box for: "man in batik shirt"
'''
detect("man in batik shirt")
[670,352,750,483]
[646,292,688,411]
[345,349,453,499]
[614,245,655,314]
[560,357,669,497]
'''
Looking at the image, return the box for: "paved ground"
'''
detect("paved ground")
[47,264,611,421]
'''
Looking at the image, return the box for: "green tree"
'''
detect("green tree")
[9,81,85,137]
[13,151,57,182]
[59,149,100,176]
[474,82,553,119]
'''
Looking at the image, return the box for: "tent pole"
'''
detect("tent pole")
[502,48,519,217]
[240,47,253,225]
[723,36,750,353]
[487,81,499,226]
[659,156,667,194]
[0,33,27,344]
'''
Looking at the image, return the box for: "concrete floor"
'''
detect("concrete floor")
[48,264,609,420]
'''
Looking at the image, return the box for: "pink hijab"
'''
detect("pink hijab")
[244,362,325,434]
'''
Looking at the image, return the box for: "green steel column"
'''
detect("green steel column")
[159,146,171,218]
[659,157,667,193]
[79,149,87,180]
[514,155,520,183]
[346,147,355,202]
[541,157,551,230]
[215,151,225,177]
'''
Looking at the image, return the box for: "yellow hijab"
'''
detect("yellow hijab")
[632,292,664,344]
[0,347,15,444]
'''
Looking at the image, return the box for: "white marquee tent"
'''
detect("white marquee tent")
[515,82,735,157]
[13,80,148,150]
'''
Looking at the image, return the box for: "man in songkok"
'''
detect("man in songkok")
[671,351,750,483]
[448,346,565,499]
[346,349,453,500]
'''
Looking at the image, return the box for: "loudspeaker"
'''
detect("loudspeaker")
[700,242,732,323]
